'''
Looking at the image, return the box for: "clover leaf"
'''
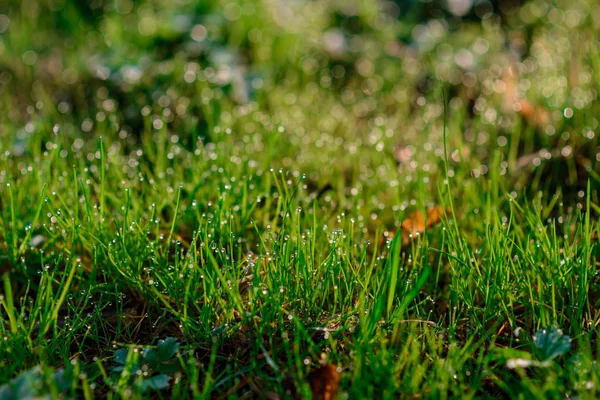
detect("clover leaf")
[139,374,171,392]
[142,337,180,373]
[533,326,571,361]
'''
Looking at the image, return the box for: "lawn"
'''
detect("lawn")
[1,0,600,398]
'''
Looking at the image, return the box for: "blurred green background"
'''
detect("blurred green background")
[1,0,599,199]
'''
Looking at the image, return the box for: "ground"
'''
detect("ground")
[1,0,600,398]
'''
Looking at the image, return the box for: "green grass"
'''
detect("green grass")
[2,0,600,398]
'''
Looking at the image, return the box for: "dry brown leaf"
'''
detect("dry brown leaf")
[308,365,341,400]
[425,206,445,228]
[399,206,446,244]
[239,273,254,296]
[401,209,425,237]
[263,391,282,400]
[244,376,282,400]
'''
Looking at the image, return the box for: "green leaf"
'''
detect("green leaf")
[114,349,129,365]
[157,337,180,360]
[140,375,171,392]
[52,368,74,394]
[154,359,182,374]
[533,326,571,361]
[0,367,43,400]
[143,337,179,365]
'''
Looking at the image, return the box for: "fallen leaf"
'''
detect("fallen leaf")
[399,207,446,244]
[239,273,254,296]
[308,365,341,400]
[401,210,425,237]
[245,376,282,400]
[263,391,282,400]
[425,206,445,228]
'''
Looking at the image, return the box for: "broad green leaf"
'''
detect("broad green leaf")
[533,326,571,361]
[156,337,180,360]
[114,349,129,365]
[143,337,179,365]
[140,374,171,392]
[0,367,54,400]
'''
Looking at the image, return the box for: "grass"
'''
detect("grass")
[2,0,600,398]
